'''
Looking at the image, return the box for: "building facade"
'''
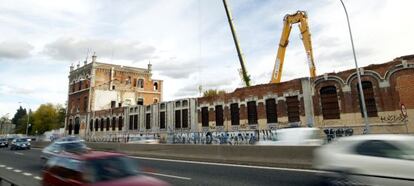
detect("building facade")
[65,54,163,137]
[67,54,414,141]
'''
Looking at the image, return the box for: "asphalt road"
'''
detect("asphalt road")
[0,147,322,186]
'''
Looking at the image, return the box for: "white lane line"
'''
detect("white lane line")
[23,172,32,176]
[143,171,191,180]
[14,169,22,173]
[14,152,24,155]
[34,176,42,180]
[131,156,325,174]
[6,167,13,170]
[0,164,5,167]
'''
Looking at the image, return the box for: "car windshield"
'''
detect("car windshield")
[16,138,28,142]
[61,142,87,152]
[86,156,138,183]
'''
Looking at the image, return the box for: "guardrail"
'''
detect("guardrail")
[0,176,18,186]
[32,141,317,169]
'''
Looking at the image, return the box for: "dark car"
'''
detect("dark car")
[41,137,88,164]
[0,138,8,148]
[42,151,169,186]
[10,138,31,150]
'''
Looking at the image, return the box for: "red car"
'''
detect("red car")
[42,150,169,186]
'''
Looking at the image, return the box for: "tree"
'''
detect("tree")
[12,106,26,133]
[32,103,60,135]
[203,89,226,97]
[56,104,66,128]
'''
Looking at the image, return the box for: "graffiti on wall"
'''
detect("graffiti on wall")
[323,128,354,142]
[380,113,407,123]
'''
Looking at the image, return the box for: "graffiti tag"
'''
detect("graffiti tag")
[380,113,407,123]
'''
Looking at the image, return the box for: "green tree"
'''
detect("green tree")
[12,106,26,133]
[32,103,60,135]
[56,104,66,128]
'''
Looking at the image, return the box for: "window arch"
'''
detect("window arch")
[106,117,110,131]
[137,79,144,88]
[100,118,104,131]
[118,116,123,130]
[357,81,378,117]
[320,86,340,119]
[74,117,80,134]
[95,119,99,131]
[112,117,116,131]
[153,82,158,91]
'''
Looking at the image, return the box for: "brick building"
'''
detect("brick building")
[67,54,414,141]
[65,54,163,136]
[197,54,414,135]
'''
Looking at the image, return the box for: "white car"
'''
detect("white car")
[255,128,323,146]
[313,134,414,186]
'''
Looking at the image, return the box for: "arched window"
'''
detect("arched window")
[68,119,73,135]
[100,118,104,131]
[137,79,144,88]
[118,116,123,130]
[357,81,378,117]
[89,119,93,131]
[320,86,340,119]
[95,119,99,131]
[153,82,158,91]
[74,117,80,134]
[106,118,110,131]
[112,117,116,131]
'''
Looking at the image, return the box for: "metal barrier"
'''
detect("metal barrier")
[0,176,18,186]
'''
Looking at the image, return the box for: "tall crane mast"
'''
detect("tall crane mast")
[222,0,251,87]
[270,11,316,83]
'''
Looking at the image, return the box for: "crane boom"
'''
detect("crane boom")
[222,0,251,87]
[270,11,316,83]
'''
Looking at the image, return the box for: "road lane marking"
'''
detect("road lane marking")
[14,169,22,173]
[6,167,13,170]
[23,172,32,176]
[143,171,192,180]
[34,176,42,180]
[131,156,325,174]
[14,152,24,155]
[0,164,5,167]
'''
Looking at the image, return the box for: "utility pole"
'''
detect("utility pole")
[339,0,370,134]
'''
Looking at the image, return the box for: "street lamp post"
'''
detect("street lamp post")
[339,0,370,134]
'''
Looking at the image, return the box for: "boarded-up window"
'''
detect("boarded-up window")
[112,117,116,131]
[129,116,133,130]
[247,101,258,124]
[94,119,99,131]
[100,118,104,131]
[215,105,224,126]
[118,117,123,130]
[201,107,209,127]
[106,118,110,131]
[146,113,151,129]
[266,99,278,123]
[286,96,300,122]
[320,86,340,119]
[89,119,93,131]
[175,110,181,128]
[133,115,138,130]
[230,103,240,125]
[358,81,378,117]
[160,112,166,129]
[182,109,188,128]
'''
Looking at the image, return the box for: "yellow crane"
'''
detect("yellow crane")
[270,11,316,83]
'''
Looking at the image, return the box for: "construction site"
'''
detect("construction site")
[65,1,414,142]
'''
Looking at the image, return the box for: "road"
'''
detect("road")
[0,147,322,186]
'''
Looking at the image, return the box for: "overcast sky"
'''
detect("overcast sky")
[1,0,413,118]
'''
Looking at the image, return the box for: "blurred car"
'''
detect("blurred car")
[10,138,31,150]
[313,134,414,186]
[255,128,322,146]
[41,136,88,164]
[0,138,8,148]
[127,136,159,144]
[42,151,169,186]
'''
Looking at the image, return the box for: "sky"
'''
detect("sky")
[1,0,413,118]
